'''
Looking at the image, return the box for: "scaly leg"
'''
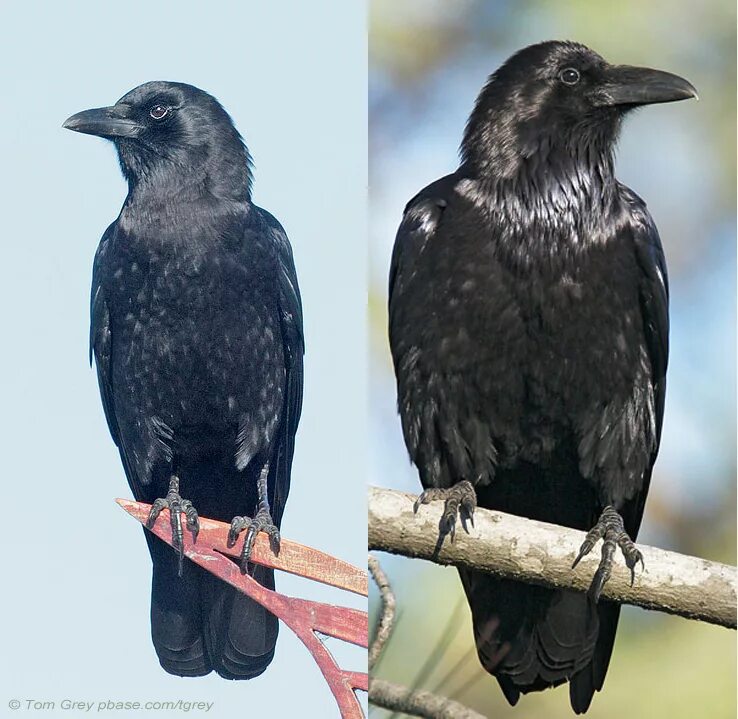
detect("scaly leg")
[146,475,200,577]
[572,505,644,601]
[228,462,281,572]
[413,480,477,544]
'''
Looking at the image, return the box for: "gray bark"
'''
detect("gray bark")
[368,486,737,629]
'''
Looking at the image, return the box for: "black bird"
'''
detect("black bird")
[388,41,696,712]
[64,81,304,679]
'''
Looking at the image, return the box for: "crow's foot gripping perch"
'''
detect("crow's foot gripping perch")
[227,462,280,572]
[146,475,200,576]
[120,498,369,719]
[413,480,476,546]
[572,505,644,601]
[228,507,281,572]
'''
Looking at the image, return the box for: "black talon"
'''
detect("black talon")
[413,481,477,550]
[146,475,200,577]
[229,462,281,572]
[573,505,644,601]
[229,508,281,572]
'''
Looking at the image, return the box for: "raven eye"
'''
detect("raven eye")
[149,105,169,120]
[560,68,581,85]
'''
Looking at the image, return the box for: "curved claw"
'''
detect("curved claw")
[228,516,251,547]
[461,495,476,529]
[413,489,437,514]
[146,497,168,527]
[145,478,200,577]
[574,506,643,601]
[440,508,457,542]
[624,549,645,586]
[412,482,477,551]
[242,522,281,569]
[229,510,281,572]
[572,538,595,569]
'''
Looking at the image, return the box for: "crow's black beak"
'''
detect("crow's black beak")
[596,65,698,107]
[62,104,142,139]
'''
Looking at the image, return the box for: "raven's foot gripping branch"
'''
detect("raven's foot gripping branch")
[146,474,200,577]
[414,480,477,546]
[369,486,738,629]
[572,505,644,601]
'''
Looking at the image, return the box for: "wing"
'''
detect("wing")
[90,223,118,443]
[623,186,669,536]
[259,210,305,528]
[388,174,459,485]
[90,222,144,497]
[388,175,456,319]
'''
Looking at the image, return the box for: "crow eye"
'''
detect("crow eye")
[149,105,169,120]
[560,68,581,86]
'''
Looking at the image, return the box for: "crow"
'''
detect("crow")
[388,41,696,712]
[63,81,304,680]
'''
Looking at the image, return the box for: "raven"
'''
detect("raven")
[388,41,695,712]
[64,81,304,679]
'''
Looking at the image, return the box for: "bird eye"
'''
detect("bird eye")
[149,105,169,120]
[560,68,581,86]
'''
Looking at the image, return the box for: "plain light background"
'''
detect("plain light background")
[0,2,366,717]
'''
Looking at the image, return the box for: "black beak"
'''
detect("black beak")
[62,104,142,139]
[595,65,698,107]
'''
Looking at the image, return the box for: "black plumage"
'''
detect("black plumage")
[64,81,304,679]
[388,41,695,712]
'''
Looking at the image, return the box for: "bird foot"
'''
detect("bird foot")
[228,507,281,572]
[572,505,644,601]
[413,480,476,544]
[146,475,200,577]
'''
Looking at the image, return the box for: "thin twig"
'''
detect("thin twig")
[369,678,486,719]
[369,556,486,718]
[369,553,397,670]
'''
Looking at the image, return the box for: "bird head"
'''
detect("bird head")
[461,41,697,179]
[63,81,252,200]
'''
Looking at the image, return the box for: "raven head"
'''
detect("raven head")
[461,41,697,178]
[63,81,252,200]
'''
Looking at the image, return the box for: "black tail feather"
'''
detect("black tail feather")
[460,568,618,713]
[144,528,278,680]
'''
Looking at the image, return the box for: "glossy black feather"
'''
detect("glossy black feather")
[388,41,676,712]
[85,81,304,678]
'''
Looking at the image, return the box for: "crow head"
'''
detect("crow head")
[63,81,252,201]
[461,41,697,180]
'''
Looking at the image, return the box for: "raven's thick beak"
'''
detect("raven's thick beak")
[62,104,142,139]
[596,65,698,107]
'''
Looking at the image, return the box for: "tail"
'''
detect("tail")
[459,568,620,714]
[145,531,278,679]
[200,562,279,679]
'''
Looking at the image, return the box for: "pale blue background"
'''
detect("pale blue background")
[0,1,367,717]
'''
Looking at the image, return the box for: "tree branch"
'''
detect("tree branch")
[369,678,486,719]
[369,554,396,670]
[369,553,485,718]
[368,486,737,629]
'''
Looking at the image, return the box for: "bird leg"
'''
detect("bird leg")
[572,505,644,601]
[146,474,200,578]
[228,462,281,572]
[413,480,476,546]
